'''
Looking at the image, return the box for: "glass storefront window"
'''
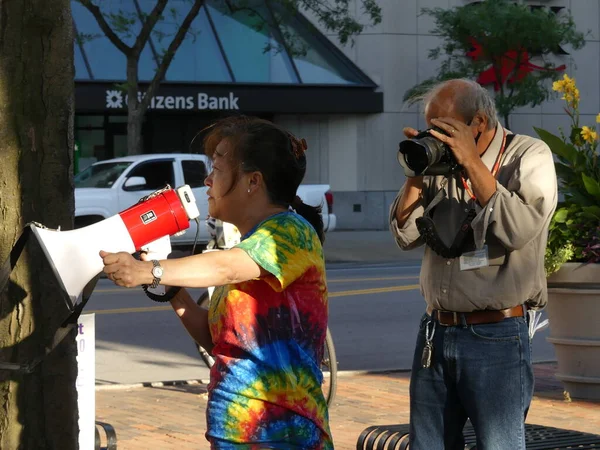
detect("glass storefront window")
[76,129,105,165]
[138,3,232,82]
[207,1,298,83]
[71,0,156,80]
[273,9,360,85]
[77,115,104,128]
[75,39,91,80]
[71,0,376,86]
[108,115,128,123]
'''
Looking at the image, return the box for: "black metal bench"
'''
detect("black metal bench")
[357,423,600,450]
[95,421,117,450]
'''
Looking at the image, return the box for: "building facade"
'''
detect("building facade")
[73,0,599,230]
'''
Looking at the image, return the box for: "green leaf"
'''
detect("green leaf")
[554,162,578,184]
[534,127,579,163]
[566,190,596,207]
[581,205,600,219]
[553,208,569,223]
[569,126,584,147]
[581,173,600,200]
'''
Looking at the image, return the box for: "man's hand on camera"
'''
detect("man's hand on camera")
[428,117,479,168]
[403,127,419,139]
[402,127,424,186]
[429,117,497,205]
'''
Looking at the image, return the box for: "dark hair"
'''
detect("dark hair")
[202,115,325,243]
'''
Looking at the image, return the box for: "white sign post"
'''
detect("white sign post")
[76,313,95,450]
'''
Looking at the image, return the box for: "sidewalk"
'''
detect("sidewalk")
[94,232,600,448]
[95,362,600,450]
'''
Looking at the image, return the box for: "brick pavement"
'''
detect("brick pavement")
[95,363,600,450]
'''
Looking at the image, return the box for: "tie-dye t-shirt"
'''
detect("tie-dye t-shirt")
[206,212,333,449]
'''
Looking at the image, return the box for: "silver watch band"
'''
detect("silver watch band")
[150,259,161,289]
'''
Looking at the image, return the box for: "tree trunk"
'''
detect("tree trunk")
[127,108,144,156]
[0,1,78,449]
[126,54,143,155]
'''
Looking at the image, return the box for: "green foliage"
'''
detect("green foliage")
[403,0,586,128]
[534,75,600,275]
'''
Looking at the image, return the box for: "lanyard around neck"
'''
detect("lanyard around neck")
[461,129,507,202]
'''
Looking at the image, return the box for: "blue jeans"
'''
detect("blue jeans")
[409,312,534,450]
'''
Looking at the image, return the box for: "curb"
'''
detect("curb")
[94,361,558,392]
[95,378,210,391]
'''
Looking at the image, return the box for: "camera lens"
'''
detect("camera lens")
[399,140,430,174]
[397,127,450,177]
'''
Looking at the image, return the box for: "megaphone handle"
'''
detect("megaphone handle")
[143,284,181,303]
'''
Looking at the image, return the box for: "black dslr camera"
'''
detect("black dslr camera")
[397,126,461,177]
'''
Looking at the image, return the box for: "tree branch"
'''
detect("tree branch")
[140,0,205,113]
[132,0,169,57]
[77,0,131,55]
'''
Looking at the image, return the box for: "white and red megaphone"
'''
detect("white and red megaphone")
[31,185,200,306]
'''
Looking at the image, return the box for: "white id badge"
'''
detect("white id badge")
[459,245,489,271]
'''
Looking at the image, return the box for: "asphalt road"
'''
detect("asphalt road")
[85,262,556,385]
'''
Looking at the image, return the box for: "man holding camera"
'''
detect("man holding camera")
[389,78,558,449]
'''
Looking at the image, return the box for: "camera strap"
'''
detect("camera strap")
[417,132,517,259]
[417,205,477,259]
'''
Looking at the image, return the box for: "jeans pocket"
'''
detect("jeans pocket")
[469,318,525,341]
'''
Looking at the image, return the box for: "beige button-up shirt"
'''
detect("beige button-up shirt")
[390,123,558,312]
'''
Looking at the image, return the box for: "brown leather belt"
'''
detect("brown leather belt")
[426,305,526,326]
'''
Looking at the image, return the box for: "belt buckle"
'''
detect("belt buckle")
[437,311,458,327]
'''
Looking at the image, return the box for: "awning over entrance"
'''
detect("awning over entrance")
[72,0,383,114]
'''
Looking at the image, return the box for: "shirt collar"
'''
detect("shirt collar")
[480,122,507,171]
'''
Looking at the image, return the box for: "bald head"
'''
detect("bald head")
[421,78,498,131]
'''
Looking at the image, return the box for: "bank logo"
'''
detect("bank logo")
[106,90,124,109]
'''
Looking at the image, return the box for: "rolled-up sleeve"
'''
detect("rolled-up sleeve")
[471,142,558,251]
[389,185,425,251]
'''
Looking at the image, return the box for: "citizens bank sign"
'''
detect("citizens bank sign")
[75,82,384,114]
[105,89,240,111]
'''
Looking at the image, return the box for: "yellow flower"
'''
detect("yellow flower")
[596,113,600,123]
[563,73,575,87]
[553,79,564,92]
[580,126,598,144]
[553,74,575,93]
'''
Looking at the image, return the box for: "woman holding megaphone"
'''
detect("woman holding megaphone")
[100,116,333,450]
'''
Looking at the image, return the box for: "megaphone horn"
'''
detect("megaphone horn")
[31,184,200,307]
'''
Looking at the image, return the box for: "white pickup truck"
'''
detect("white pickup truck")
[74,153,336,246]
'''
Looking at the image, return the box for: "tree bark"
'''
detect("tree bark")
[0,1,78,449]
[126,53,143,155]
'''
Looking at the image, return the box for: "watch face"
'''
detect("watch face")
[152,266,164,278]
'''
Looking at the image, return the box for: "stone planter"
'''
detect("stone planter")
[546,262,600,400]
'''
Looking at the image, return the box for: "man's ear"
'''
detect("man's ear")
[472,113,488,132]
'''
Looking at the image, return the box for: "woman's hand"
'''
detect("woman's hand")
[99,251,153,288]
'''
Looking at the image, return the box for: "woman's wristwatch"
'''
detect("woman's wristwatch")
[142,260,181,302]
